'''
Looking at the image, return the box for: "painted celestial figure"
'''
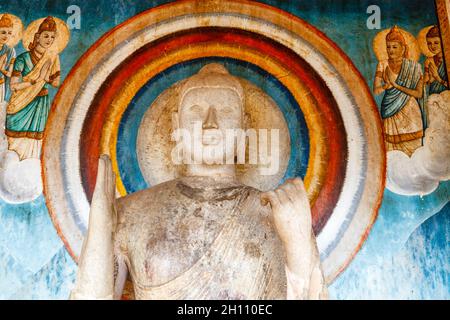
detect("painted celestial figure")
[6,16,68,160]
[71,64,328,300]
[420,25,449,95]
[373,26,425,157]
[0,14,21,104]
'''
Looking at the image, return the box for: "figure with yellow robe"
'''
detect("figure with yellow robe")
[373,26,425,157]
[6,16,62,160]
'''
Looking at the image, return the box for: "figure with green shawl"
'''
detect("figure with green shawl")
[6,17,60,160]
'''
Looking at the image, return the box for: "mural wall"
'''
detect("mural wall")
[0,0,448,299]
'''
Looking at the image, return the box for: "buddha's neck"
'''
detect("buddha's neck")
[185,164,237,181]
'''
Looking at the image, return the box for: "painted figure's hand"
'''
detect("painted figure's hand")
[429,63,441,82]
[90,154,117,231]
[0,54,7,72]
[385,67,398,89]
[38,60,52,82]
[261,178,312,246]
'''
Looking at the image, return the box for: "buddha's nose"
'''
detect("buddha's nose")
[203,106,219,129]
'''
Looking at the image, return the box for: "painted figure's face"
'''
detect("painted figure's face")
[37,31,56,49]
[0,27,13,44]
[178,87,243,164]
[426,36,442,55]
[386,41,405,60]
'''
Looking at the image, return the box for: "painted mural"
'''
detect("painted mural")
[0,0,448,299]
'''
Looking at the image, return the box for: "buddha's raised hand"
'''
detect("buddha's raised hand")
[71,154,117,300]
[260,177,312,246]
[90,154,117,231]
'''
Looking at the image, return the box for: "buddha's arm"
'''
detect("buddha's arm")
[261,178,328,300]
[70,155,118,300]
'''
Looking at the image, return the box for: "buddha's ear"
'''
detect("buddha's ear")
[172,112,180,132]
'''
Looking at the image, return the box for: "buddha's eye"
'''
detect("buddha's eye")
[221,106,235,114]
[189,105,202,113]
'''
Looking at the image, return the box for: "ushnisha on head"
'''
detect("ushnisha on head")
[426,25,442,55]
[29,16,57,50]
[0,14,13,45]
[385,25,408,60]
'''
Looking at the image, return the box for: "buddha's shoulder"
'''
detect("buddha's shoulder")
[116,179,180,210]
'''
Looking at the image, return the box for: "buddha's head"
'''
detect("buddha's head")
[29,16,56,51]
[173,63,245,165]
[426,25,442,55]
[386,26,407,60]
[0,14,13,45]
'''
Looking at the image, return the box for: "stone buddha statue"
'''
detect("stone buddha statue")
[71,64,328,300]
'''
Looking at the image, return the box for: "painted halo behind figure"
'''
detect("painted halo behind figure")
[6,16,69,160]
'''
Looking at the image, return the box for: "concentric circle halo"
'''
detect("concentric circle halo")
[42,0,385,283]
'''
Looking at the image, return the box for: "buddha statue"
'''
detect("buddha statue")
[71,63,328,300]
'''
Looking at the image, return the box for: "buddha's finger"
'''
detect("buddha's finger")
[275,188,289,207]
[292,178,309,205]
[281,182,299,205]
[260,191,280,210]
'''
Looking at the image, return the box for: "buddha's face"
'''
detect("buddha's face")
[0,27,12,44]
[426,36,442,55]
[177,87,243,164]
[386,41,405,60]
[37,31,56,49]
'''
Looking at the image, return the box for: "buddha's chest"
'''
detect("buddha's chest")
[119,198,242,283]
[118,203,286,298]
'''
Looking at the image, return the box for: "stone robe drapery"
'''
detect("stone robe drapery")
[114,178,288,299]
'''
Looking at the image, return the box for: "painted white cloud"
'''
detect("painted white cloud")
[386,91,450,196]
[0,102,42,204]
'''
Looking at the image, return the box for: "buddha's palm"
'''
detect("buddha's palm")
[90,154,117,231]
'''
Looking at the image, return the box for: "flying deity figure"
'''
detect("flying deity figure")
[423,25,448,95]
[6,16,61,160]
[373,26,425,157]
[71,64,328,300]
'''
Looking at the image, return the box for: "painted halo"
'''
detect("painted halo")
[42,0,385,283]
